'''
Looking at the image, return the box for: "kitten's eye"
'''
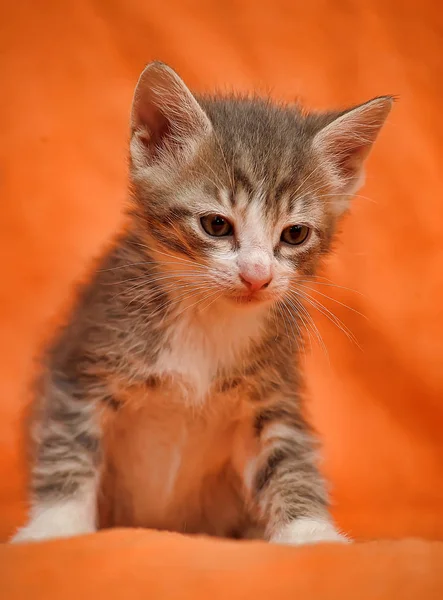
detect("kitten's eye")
[281,224,311,246]
[200,214,233,237]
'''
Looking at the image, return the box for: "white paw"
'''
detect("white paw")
[270,517,350,546]
[10,497,96,544]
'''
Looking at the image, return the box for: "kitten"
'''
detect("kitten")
[12,62,392,545]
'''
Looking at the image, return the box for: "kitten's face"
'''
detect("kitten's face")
[182,182,319,307]
[129,62,391,312]
[139,155,331,309]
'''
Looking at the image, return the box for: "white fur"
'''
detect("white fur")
[271,517,349,546]
[243,455,258,493]
[154,303,266,401]
[163,432,185,501]
[11,483,96,544]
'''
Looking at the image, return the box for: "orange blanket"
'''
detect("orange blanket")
[1,0,442,597]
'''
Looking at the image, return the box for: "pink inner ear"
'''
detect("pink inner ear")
[130,63,212,165]
[137,110,173,160]
[134,94,163,133]
[313,97,392,187]
[334,140,370,181]
[132,78,190,162]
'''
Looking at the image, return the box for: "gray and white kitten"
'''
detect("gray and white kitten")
[12,62,391,545]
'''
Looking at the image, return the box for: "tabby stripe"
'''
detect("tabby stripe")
[254,406,305,436]
[233,168,254,200]
[254,447,288,493]
[102,395,122,411]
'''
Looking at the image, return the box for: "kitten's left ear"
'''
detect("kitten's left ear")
[130,61,212,179]
[312,96,393,213]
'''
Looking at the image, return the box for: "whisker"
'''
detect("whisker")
[283,300,305,355]
[270,304,280,342]
[294,290,362,351]
[286,292,329,360]
[297,279,365,297]
[295,283,368,320]
[100,261,164,273]
[124,282,198,312]
[127,240,199,267]
[283,297,311,357]
[173,287,223,320]
[199,289,226,313]
[111,274,210,302]
[132,244,209,270]
[106,271,212,287]
[146,284,217,320]
[275,301,293,351]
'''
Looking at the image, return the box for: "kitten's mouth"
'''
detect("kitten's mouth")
[228,292,272,306]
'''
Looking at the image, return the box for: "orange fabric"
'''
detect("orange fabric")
[1,530,443,600]
[1,0,443,596]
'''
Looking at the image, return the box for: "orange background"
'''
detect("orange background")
[1,0,443,597]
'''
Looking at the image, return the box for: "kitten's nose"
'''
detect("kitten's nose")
[239,265,273,292]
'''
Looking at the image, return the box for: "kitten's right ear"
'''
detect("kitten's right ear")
[130,62,212,175]
[311,96,393,214]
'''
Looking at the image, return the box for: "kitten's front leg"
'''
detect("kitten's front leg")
[246,398,349,546]
[11,481,97,543]
[11,376,101,543]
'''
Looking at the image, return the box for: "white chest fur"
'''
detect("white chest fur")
[153,303,267,401]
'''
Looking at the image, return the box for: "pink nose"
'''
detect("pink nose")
[239,270,273,292]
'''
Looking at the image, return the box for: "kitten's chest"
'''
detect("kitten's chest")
[100,379,257,533]
[99,307,266,532]
[151,309,263,400]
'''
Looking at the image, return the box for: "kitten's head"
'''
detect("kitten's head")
[129,62,391,309]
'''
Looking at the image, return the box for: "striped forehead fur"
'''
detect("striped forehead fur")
[132,93,342,234]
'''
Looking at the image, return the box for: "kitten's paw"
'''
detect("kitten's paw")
[11,522,58,544]
[10,501,96,543]
[270,517,350,546]
[11,519,96,544]
[11,518,96,544]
